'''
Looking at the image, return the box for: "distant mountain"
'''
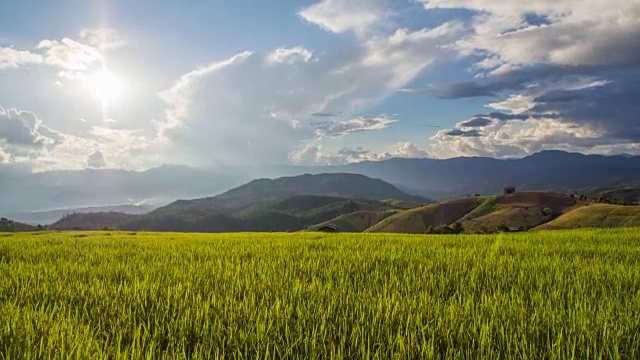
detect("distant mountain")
[0,165,246,214]
[4,204,154,225]
[321,151,640,200]
[5,150,640,215]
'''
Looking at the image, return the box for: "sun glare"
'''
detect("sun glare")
[82,67,126,105]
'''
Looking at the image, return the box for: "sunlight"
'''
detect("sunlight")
[82,67,126,105]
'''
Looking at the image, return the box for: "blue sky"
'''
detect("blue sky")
[0,0,639,171]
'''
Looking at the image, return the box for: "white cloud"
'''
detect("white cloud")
[0,47,42,69]
[156,18,455,167]
[299,0,389,37]
[266,47,313,65]
[36,38,104,79]
[393,142,431,158]
[424,0,640,69]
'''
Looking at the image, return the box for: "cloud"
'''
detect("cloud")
[266,47,313,65]
[156,16,458,167]
[80,28,128,50]
[424,0,640,70]
[86,150,107,168]
[0,47,42,70]
[442,128,482,137]
[0,107,65,157]
[459,117,492,128]
[392,142,431,158]
[314,115,396,137]
[36,38,104,79]
[299,0,389,37]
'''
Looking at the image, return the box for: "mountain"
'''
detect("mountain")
[5,150,640,214]
[323,151,640,200]
[0,165,246,214]
[5,204,154,225]
[50,173,426,232]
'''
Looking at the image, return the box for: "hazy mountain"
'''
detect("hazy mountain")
[324,151,640,200]
[4,151,640,214]
[0,165,247,214]
[4,204,154,226]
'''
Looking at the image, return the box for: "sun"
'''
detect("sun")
[82,67,126,105]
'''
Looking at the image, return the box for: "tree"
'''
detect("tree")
[497,222,509,232]
[451,222,464,234]
[503,186,516,195]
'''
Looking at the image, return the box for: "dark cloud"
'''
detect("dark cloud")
[86,150,107,168]
[530,80,640,140]
[0,107,63,157]
[445,129,481,137]
[459,117,492,128]
[311,112,341,117]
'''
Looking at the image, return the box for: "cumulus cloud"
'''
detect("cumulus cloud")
[266,47,313,65]
[424,0,640,69]
[156,15,458,166]
[0,106,64,157]
[0,47,42,69]
[392,142,431,158]
[86,150,107,168]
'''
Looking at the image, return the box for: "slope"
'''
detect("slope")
[365,197,483,234]
[312,210,401,232]
[460,192,583,232]
[0,218,38,232]
[535,204,640,230]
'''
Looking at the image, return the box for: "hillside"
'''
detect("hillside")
[366,198,483,233]
[51,212,136,230]
[0,218,38,232]
[154,173,430,216]
[51,195,401,232]
[535,204,640,230]
[460,192,584,232]
[312,210,401,232]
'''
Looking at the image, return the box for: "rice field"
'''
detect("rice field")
[1,229,640,359]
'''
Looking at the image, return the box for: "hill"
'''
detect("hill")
[51,212,136,230]
[154,173,430,216]
[0,218,38,232]
[460,192,584,232]
[582,180,640,204]
[535,204,640,230]
[51,194,402,232]
[312,210,401,232]
[366,197,483,233]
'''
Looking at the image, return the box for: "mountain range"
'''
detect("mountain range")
[2,151,640,219]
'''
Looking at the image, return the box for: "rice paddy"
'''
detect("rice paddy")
[1,229,639,359]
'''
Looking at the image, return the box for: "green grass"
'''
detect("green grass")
[1,230,640,358]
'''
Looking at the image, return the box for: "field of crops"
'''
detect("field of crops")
[1,230,640,359]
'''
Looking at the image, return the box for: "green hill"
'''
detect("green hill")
[365,197,482,233]
[535,204,640,230]
[0,218,38,232]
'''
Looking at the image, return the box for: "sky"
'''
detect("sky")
[0,0,639,172]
